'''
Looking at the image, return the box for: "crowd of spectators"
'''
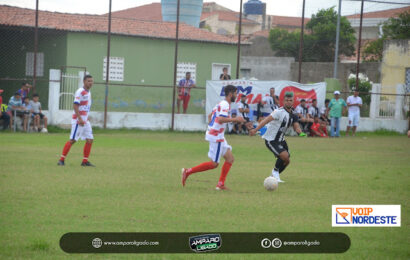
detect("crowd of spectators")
[225,88,359,138]
[0,83,47,132]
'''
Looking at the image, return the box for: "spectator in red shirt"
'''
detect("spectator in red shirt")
[320,120,329,137]
[310,116,322,137]
[177,72,196,114]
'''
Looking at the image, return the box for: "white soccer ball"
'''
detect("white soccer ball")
[264,176,278,191]
[40,128,48,133]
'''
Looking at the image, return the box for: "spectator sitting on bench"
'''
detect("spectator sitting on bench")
[7,92,25,130]
[295,99,313,132]
[30,93,48,132]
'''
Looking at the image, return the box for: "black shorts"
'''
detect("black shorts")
[32,112,45,119]
[265,140,289,158]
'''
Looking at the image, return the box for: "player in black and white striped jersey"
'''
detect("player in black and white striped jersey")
[250,92,306,183]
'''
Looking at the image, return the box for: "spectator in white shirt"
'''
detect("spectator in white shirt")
[346,89,363,136]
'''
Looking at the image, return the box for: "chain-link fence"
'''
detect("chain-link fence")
[0,0,409,131]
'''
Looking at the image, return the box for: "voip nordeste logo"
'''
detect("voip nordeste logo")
[189,234,222,253]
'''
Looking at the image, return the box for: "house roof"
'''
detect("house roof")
[109,3,162,22]
[0,5,238,44]
[346,6,410,19]
[201,11,259,24]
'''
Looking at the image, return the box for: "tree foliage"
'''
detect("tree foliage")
[362,11,410,62]
[268,7,356,62]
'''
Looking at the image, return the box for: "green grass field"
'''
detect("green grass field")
[0,130,409,259]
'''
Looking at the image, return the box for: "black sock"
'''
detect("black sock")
[275,158,284,172]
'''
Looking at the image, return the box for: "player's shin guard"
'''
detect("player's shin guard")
[218,162,232,185]
[60,141,72,161]
[186,161,217,176]
[82,142,92,163]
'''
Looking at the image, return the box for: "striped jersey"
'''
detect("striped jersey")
[72,87,92,124]
[206,100,230,143]
[262,107,299,142]
[295,104,308,118]
[308,105,320,117]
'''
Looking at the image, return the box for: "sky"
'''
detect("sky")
[0,0,409,17]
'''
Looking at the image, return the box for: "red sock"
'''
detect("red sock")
[218,162,232,185]
[60,141,72,161]
[82,142,92,163]
[186,161,217,176]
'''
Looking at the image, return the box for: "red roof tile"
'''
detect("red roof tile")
[346,6,410,19]
[109,3,162,22]
[0,5,238,44]
[201,11,259,24]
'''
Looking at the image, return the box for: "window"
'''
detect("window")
[25,52,44,77]
[103,57,124,82]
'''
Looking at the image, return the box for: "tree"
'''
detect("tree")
[363,11,410,62]
[268,7,356,62]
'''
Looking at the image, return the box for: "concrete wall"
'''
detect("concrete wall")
[380,39,410,93]
[240,56,294,80]
[241,36,275,57]
[290,62,381,95]
[45,109,407,133]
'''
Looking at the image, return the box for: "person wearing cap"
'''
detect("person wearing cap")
[326,90,347,137]
[0,89,10,130]
[7,92,25,130]
[346,89,362,136]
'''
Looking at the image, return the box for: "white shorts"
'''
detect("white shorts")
[348,113,360,127]
[70,121,94,141]
[208,140,232,163]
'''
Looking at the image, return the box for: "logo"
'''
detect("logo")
[189,234,222,253]
[279,86,317,108]
[92,238,102,248]
[261,238,282,249]
[332,205,401,227]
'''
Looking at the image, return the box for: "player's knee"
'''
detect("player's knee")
[212,162,219,168]
[69,139,76,144]
[226,156,234,164]
[86,139,93,144]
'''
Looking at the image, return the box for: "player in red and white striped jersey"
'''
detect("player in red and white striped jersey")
[58,75,95,167]
[181,85,246,190]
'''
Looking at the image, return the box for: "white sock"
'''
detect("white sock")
[271,169,279,177]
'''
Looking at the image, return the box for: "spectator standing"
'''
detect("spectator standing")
[219,67,231,80]
[177,72,196,114]
[346,89,362,136]
[30,93,48,132]
[17,82,32,99]
[326,91,347,137]
[0,89,10,130]
[259,87,279,120]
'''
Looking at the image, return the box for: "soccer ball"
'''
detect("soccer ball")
[40,128,48,133]
[264,176,278,191]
